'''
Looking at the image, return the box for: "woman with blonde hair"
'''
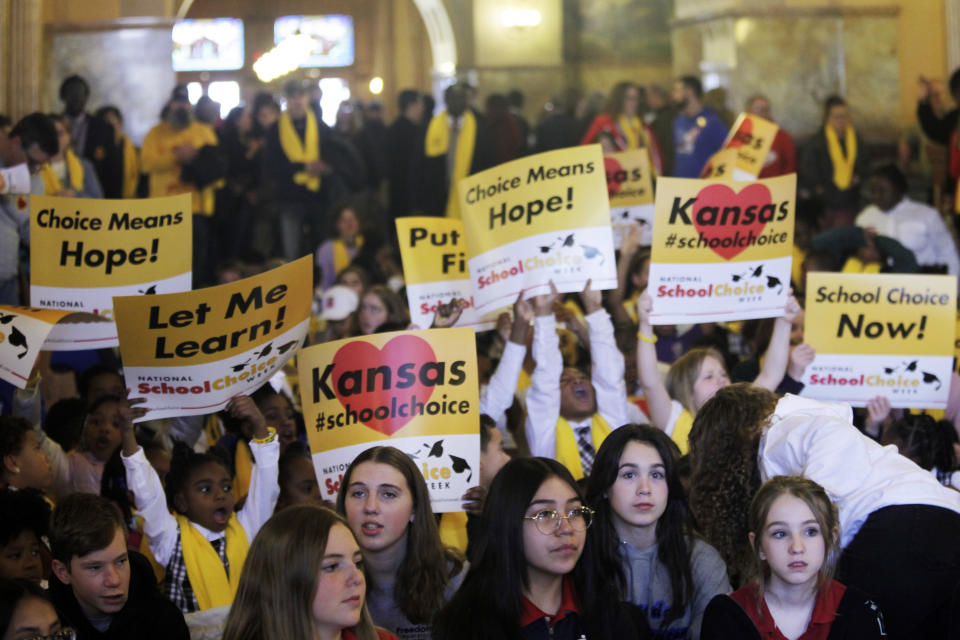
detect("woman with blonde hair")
[223,504,396,640]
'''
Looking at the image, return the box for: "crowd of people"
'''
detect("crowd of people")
[1,66,960,640]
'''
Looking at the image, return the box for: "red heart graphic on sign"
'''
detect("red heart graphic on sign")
[604,156,624,198]
[727,117,754,149]
[330,334,437,436]
[692,183,773,260]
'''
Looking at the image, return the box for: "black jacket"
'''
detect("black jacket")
[521,601,651,640]
[77,113,125,199]
[50,550,190,640]
[700,586,887,640]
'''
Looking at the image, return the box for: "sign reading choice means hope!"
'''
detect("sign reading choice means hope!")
[30,194,193,349]
[299,328,479,512]
[801,273,956,408]
[113,256,312,420]
[719,113,779,181]
[605,149,655,248]
[648,173,795,324]
[0,305,72,388]
[395,217,499,331]
[458,145,617,313]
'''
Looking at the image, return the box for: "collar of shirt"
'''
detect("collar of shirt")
[750,579,846,640]
[567,416,593,431]
[446,113,462,130]
[190,520,227,543]
[520,575,580,628]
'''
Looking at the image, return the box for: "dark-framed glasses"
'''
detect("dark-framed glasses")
[20,628,76,640]
[523,506,594,534]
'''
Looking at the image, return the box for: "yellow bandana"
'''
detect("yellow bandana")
[121,136,139,199]
[333,236,363,275]
[40,148,84,194]
[555,414,612,480]
[438,511,469,552]
[425,111,476,218]
[175,513,248,610]
[279,110,321,192]
[824,125,857,191]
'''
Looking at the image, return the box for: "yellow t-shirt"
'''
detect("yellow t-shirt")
[141,121,219,216]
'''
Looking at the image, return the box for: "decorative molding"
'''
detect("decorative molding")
[44,16,175,33]
[672,5,899,28]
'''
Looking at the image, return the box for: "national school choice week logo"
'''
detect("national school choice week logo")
[808,359,943,394]
[310,334,472,435]
[0,312,30,359]
[135,339,300,396]
[476,231,606,290]
[665,183,789,260]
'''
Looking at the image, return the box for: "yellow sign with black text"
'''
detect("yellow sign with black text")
[299,328,479,511]
[720,113,779,180]
[802,272,957,407]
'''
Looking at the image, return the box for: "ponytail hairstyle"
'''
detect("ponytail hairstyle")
[335,446,463,624]
[687,383,777,584]
[222,505,378,640]
[585,425,694,628]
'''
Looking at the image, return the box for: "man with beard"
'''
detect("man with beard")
[59,75,124,198]
[525,283,630,481]
[415,82,494,218]
[141,85,223,286]
[671,75,727,178]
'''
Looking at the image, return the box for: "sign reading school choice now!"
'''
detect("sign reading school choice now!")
[29,194,193,349]
[648,174,795,324]
[113,256,312,420]
[299,328,480,512]
[801,273,956,408]
[395,217,500,331]
[458,145,617,313]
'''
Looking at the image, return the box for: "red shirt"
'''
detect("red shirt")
[520,575,581,628]
[758,128,797,178]
[730,579,847,640]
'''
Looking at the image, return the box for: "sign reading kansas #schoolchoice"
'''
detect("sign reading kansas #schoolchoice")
[299,328,480,512]
[395,217,499,331]
[605,149,655,248]
[648,174,795,324]
[719,113,779,181]
[459,145,616,313]
[113,256,312,420]
[802,272,956,408]
[30,194,192,349]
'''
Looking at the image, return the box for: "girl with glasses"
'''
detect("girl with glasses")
[433,457,651,640]
[585,425,730,639]
[0,578,74,640]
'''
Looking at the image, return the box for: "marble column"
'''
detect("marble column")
[2,0,43,119]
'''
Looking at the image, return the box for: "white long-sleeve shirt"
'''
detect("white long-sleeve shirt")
[121,439,280,567]
[478,339,527,428]
[524,309,629,458]
[760,394,960,548]
[856,197,960,279]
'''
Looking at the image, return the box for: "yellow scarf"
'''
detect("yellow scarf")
[40,148,84,194]
[556,414,612,480]
[121,136,139,199]
[670,408,694,455]
[438,511,469,553]
[333,236,363,275]
[279,110,321,192]
[175,513,248,610]
[232,440,253,505]
[617,115,642,150]
[425,111,476,218]
[824,125,856,190]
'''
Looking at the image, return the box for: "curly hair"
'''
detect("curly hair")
[687,383,777,585]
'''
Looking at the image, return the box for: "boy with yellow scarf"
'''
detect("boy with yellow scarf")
[525,282,630,480]
[120,395,279,616]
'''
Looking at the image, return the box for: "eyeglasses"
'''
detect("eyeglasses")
[523,506,594,535]
[20,628,76,640]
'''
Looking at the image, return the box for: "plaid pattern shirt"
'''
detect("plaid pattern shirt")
[165,532,229,613]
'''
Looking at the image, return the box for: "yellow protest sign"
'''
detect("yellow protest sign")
[299,328,480,511]
[30,194,192,349]
[802,272,956,408]
[720,113,780,180]
[114,256,312,419]
[395,217,498,330]
[700,148,739,180]
[0,305,72,388]
[648,174,795,324]
[458,145,615,312]
[605,150,655,247]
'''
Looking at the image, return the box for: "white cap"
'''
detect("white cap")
[320,285,359,321]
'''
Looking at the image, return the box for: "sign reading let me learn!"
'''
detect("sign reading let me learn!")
[299,328,480,512]
[458,145,617,313]
[648,174,795,324]
[802,273,957,408]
